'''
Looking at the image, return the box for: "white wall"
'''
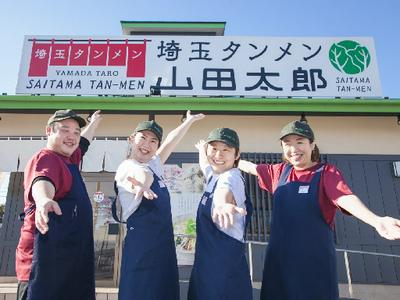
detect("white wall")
[0,113,399,155]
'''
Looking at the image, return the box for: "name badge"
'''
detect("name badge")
[158,180,166,188]
[298,185,310,194]
[201,196,208,205]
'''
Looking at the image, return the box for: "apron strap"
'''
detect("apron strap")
[111,180,126,224]
[277,163,325,189]
[277,163,293,188]
[112,165,161,224]
[240,176,253,226]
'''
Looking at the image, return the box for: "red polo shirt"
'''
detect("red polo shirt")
[256,163,353,229]
[15,138,88,281]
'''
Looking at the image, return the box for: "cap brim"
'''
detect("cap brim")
[49,116,86,128]
[206,138,238,148]
[280,133,312,140]
[135,128,162,142]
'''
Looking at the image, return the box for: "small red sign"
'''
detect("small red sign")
[28,41,51,76]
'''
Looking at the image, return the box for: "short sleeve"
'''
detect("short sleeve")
[211,168,247,242]
[148,155,164,178]
[256,164,274,192]
[115,160,150,193]
[322,164,353,205]
[79,136,90,156]
[216,169,245,206]
[24,151,72,202]
[69,137,90,165]
[115,160,147,221]
[115,160,133,193]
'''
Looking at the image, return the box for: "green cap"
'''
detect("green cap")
[134,120,163,142]
[280,120,314,141]
[47,109,86,128]
[206,128,240,148]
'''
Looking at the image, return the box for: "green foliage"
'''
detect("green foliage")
[329,40,371,75]
[185,218,196,236]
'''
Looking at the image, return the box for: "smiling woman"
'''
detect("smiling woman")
[280,120,319,170]
[238,119,400,300]
[188,128,253,300]
[114,111,204,300]
[206,141,239,174]
[128,121,162,163]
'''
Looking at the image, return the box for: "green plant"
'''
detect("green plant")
[185,218,196,236]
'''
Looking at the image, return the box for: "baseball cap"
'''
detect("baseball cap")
[206,127,240,148]
[47,109,86,128]
[134,120,163,142]
[280,120,314,141]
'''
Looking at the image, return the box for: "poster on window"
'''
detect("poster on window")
[163,163,205,265]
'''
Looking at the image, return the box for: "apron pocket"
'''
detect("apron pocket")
[53,213,80,259]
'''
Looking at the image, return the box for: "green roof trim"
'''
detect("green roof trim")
[120,21,226,29]
[1,95,400,115]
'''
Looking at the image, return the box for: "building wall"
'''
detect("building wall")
[0,113,399,155]
[1,112,400,283]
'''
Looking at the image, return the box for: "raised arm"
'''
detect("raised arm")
[195,139,208,172]
[157,110,205,164]
[238,159,258,176]
[337,195,400,240]
[81,110,103,142]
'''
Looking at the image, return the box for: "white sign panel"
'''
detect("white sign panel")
[16,35,382,97]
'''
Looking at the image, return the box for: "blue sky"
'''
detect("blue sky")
[0,0,399,97]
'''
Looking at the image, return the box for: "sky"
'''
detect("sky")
[0,0,399,97]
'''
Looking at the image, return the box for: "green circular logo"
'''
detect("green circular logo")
[329,40,371,74]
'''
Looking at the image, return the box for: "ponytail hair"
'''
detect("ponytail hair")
[311,144,321,162]
[234,147,240,168]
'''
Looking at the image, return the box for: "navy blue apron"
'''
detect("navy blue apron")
[260,164,338,300]
[188,176,253,300]
[118,170,180,300]
[27,164,95,300]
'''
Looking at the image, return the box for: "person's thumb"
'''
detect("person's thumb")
[52,202,62,215]
[234,206,247,216]
[134,187,144,200]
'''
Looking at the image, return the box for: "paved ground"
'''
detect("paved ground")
[337,282,400,300]
[1,281,399,299]
[250,282,400,300]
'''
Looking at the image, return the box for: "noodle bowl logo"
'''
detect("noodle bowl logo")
[329,40,371,75]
